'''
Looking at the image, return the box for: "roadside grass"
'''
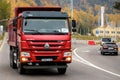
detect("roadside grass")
[72,33,101,40]
[72,33,120,41]
[72,33,120,45]
[0,33,4,40]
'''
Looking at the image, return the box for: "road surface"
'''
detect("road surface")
[0,35,120,80]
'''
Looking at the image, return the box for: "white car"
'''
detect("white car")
[100,38,112,45]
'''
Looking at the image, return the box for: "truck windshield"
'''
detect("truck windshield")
[23,19,69,34]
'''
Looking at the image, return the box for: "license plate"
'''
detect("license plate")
[109,47,113,49]
[41,58,53,62]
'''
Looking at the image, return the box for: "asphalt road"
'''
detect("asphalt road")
[0,35,120,80]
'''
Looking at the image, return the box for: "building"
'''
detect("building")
[93,26,120,37]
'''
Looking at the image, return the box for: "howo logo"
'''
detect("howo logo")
[44,43,50,50]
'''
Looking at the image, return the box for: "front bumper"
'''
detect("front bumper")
[22,62,68,69]
[102,49,118,53]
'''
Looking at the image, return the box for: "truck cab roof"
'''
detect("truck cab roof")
[22,11,68,19]
[15,6,61,17]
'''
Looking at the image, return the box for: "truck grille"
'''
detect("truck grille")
[27,40,67,53]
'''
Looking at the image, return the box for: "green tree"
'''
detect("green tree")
[113,1,120,10]
[76,10,94,35]
[0,0,11,30]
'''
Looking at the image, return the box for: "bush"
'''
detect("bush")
[72,33,101,40]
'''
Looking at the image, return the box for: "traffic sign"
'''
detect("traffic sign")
[96,30,99,37]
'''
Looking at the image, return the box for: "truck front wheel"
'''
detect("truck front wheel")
[17,59,25,74]
[57,68,67,74]
[114,52,118,56]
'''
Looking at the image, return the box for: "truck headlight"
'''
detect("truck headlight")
[21,57,28,62]
[64,52,72,57]
[21,52,30,57]
[66,57,71,61]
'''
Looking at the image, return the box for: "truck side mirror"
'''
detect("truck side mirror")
[72,28,76,32]
[13,18,17,27]
[72,19,76,27]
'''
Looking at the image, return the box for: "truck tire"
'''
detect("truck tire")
[102,52,105,55]
[100,51,103,55]
[17,59,25,74]
[101,51,103,55]
[10,49,17,68]
[115,52,118,56]
[57,68,67,74]
[101,51,105,55]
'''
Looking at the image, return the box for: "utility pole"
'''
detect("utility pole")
[115,21,118,41]
[57,0,61,6]
[98,9,101,27]
[70,0,73,19]
[101,6,104,27]
[100,6,105,37]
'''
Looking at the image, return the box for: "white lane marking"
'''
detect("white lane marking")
[73,48,120,77]
[0,35,6,51]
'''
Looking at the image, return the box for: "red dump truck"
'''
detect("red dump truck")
[8,6,76,74]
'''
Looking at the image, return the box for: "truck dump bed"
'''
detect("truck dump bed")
[15,6,61,17]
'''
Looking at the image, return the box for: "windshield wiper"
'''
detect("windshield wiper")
[52,30,68,34]
[53,30,60,33]
[24,29,68,34]
[24,29,40,33]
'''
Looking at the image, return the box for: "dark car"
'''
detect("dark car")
[100,42,118,55]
